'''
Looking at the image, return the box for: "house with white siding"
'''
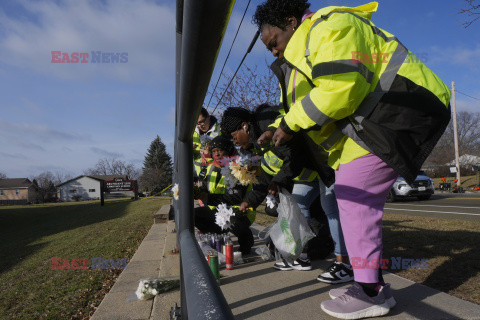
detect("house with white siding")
[56,175,128,202]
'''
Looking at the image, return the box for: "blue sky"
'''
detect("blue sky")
[0,0,479,179]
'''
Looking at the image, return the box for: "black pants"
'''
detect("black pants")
[194,206,254,255]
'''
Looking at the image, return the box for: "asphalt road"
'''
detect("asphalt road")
[384,192,480,222]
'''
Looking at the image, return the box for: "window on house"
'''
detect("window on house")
[89,189,95,192]
[15,189,20,195]
[70,189,77,193]
[0,190,3,196]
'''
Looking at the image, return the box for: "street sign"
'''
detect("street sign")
[104,177,136,193]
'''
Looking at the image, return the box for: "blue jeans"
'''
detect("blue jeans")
[292,180,348,257]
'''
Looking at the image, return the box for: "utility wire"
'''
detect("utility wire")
[457,90,480,102]
[211,30,260,114]
[206,0,252,111]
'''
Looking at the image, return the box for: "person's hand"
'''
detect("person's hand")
[268,181,278,196]
[257,131,274,146]
[240,201,249,212]
[272,126,293,146]
[197,192,208,203]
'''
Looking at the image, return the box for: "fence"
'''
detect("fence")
[173,0,236,319]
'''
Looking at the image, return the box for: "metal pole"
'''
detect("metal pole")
[175,0,235,318]
[174,0,183,233]
[175,0,184,317]
[452,81,461,187]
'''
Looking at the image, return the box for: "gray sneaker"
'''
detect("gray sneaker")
[329,283,397,308]
[321,283,390,319]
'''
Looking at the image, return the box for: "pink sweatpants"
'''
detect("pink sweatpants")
[334,153,398,283]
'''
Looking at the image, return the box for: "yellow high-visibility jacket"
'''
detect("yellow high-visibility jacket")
[204,164,256,224]
[275,2,451,184]
[193,117,220,180]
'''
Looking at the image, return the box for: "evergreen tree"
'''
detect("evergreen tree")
[140,136,173,193]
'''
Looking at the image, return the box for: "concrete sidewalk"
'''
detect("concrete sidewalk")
[91,206,180,320]
[92,210,480,319]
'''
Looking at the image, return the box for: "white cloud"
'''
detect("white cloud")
[0,0,175,84]
[427,44,480,68]
[0,118,92,143]
[90,147,123,158]
[455,98,480,113]
[0,152,27,160]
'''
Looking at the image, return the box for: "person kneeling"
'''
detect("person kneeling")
[194,136,255,255]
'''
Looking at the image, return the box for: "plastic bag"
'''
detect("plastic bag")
[255,246,274,261]
[268,188,315,263]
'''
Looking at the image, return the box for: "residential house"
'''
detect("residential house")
[56,175,130,202]
[0,178,38,205]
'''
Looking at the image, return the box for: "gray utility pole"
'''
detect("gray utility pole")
[452,81,461,187]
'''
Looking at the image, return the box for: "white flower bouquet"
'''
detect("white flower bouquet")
[266,194,277,209]
[172,183,179,200]
[215,203,236,230]
[135,278,180,300]
[220,154,259,188]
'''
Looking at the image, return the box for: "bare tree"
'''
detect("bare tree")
[424,111,480,176]
[459,0,480,27]
[208,63,280,116]
[84,158,141,179]
[0,172,6,179]
[32,171,57,203]
[53,171,72,186]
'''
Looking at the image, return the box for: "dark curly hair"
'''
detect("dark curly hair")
[253,0,310,30]
[221,104,279,141]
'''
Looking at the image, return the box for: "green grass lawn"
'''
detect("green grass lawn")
[254,208,480,305]
[0,197,169,320]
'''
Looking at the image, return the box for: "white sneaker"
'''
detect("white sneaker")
[273,258,312,271]
[317,261,354,284]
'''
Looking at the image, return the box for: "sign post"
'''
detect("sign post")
[100,184,105,206]
[101,177,137,206]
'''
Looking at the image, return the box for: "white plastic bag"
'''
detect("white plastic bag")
[268,188,315,263]
[255,246,274,261]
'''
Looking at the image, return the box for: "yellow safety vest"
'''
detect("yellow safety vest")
[261,149,318,182]
[276,2,451,177]
[205,165,256,224]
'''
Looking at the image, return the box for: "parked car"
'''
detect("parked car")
[387,170,434,202]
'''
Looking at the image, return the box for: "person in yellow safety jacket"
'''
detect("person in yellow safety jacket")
[253,1,451,318]
[194,135,254,255]
[193,107,220,182]
[221,104,331,268]
[220,105,314,210]
[254,0,354,284]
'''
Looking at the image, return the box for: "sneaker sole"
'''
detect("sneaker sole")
[291,265,312,271]
[328,293,397,309]
[273,265,293,271]
[317,276,354,284]
[321,302,390,319]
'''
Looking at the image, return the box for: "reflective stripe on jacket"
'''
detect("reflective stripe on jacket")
[262,150,318,182]
[278,2,451,184]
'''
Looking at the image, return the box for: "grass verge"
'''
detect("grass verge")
[254,208,480,305]
[0,197,169,319]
